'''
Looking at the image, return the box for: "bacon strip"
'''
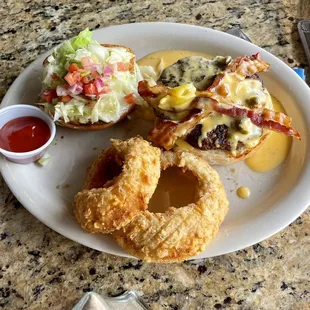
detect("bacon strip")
[207,100,301,140]
[149,98,301,149]
[227,53,270,77]
[148,108,211,150]
[207,53,270,94]
[138,80,169,110]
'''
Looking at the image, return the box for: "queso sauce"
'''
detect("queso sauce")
[0,116,50,152]
[138,50,291,174]
[245,96,292,172]
[237,186,251,199]
[137,49,213,77]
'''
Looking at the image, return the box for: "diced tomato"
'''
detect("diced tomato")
[65,72,81,86]
[72,71,81,81]
[60,95,72,103]
[81,75,91,84]
[98,88,110,95]
[88,100,96,108]
[41,89,57,103]
[124,93,137,104]
[117,62,130,72]
[84,82,98,96]
[91,71,101,79]
[68,63,80,73]
[51,73,59,80]
[64,73,75,86]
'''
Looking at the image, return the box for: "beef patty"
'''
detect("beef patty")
[186,124,243,151]
[158,56,231,91]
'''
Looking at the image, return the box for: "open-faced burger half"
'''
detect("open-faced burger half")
[138,54,300,165]
[39,29,143,130]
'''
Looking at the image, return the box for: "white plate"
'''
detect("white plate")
[1,23,310,259]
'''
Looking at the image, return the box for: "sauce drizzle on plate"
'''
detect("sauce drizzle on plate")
[0,116,50,153]
[245,96,292,172]
[237,186,251,199]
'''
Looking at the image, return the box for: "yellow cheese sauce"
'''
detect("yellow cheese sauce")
[237,186,251,199]
[148,167,198,213]
[137,49,212,76]
[245,96,292,172]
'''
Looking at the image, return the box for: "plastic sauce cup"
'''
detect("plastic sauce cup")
[0,104,56,164]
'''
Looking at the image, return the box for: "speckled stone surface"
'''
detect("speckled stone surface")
[1,1,310,309]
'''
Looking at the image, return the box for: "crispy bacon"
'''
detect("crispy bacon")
[227,53,270,77]
[207,99,301,140]
[148,121,178,150]
[148,108,211,149]
[207,53,270,95]
[138,80,169,110]
[150,98,301,149]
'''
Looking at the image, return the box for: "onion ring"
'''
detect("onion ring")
[73,137,161,234]
[113,151,229,262]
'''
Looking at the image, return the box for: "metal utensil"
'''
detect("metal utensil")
[298,20,310,67]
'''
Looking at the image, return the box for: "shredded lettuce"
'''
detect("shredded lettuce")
[42,28,95,87]
[87,43,108,63]
[39,68,146,124]
[37,154,51,166]
[139,65,158,86]
[53,28,92,65]
[70,28,92,50]
[66,48,94,64]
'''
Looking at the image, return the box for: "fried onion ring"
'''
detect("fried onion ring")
[113,151,229,262]
[73,137,161,234]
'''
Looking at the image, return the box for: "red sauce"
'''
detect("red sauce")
[0,116,51,153]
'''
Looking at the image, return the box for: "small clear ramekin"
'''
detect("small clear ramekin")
[0,104,56,164]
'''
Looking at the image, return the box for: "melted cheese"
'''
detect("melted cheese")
[212,72,273,109]
[199,113,234,147]
[199,74,274,152]
[175,138,195,151]
[245,96,292,172]
[159,84,197,112]
[230,119,262,150]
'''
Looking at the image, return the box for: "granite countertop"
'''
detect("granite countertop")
[1,1,310,309]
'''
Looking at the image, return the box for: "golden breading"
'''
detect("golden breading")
[73,137,161,234]
[113,151,229,262]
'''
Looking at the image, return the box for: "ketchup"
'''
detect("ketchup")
[0,116,51,152]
